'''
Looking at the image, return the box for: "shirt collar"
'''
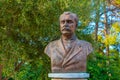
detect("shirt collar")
[61,34,77,43]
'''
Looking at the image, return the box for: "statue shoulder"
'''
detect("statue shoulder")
[44,39,59,57]
[77,39,93,55]
[77,40,91,46]
[47,40,59,47]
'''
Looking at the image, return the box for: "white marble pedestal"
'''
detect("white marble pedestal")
[48,73,89,80]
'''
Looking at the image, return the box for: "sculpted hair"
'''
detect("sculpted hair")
[59,11,79,27]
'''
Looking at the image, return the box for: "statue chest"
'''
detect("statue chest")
[50,46,87,72]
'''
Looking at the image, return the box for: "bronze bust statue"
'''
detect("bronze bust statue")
[44,12,93,73]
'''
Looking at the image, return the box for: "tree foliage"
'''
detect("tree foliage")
[0,0,120,80]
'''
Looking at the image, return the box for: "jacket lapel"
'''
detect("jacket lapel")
[56,39,66,58]
[62,39,82,66]
[56,39,83,66]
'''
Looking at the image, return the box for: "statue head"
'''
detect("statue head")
[59,11,79,36]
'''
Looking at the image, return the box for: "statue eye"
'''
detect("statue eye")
[67,20,73,23]
[61,20,65,24]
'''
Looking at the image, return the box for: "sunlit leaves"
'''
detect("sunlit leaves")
[102,35,117,46]
[112,22,120,32]
[110,0,120,8]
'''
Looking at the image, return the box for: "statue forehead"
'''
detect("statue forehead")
[60,13,76,21]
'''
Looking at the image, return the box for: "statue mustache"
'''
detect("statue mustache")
[62,25,71,31]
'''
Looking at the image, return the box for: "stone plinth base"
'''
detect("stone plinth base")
[48,73,89,80]
[52,79,87,80]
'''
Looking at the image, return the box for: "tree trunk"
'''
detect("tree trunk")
[95,22,98,41]
[104,6,109,56]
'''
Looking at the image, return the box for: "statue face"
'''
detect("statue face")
[60,14,77,36]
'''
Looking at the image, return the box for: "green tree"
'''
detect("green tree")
[0,0,94,80]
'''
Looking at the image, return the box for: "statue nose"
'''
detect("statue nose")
[64,21,68,25]
[63,21,69,28]
[65,24,69,27]
[64,22,69,27]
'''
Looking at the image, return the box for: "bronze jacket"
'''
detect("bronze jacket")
[44,38,93,73]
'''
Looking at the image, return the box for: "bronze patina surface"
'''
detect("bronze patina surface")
[44,11,93,75]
